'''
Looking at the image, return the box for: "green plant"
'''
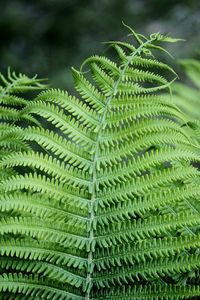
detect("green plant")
[0,26,200,299]
[0,69,45,182]
[170,59,200,146]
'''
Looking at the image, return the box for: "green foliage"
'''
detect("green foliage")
[0,69,46,182]
[0,27,200,299]
[167,59,200,146]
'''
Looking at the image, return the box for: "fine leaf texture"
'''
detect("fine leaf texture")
[166,59,200,146]
[0,27,200,299]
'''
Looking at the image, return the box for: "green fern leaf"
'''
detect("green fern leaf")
[0,27,200,299]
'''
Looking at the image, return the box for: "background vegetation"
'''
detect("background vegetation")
[0,0,200,89]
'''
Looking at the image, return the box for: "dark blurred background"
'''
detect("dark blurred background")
[0,0,200,89]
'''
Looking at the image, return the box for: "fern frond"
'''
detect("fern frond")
[94,284,200,299]
[21,100,97,149]
[0,70,46,183]
[0,216,88,249]
[0,68,46,95]
[96,212,200,247]
[165,59,200,146]
[0,69,46,125]
[35,89,100,128]
[1,27,200,299]
[0,238,87,269]
[94,234,200,270]
[0,192,88,225]
[18,126,92,171]
[96,184,200,224]
[94,253,200,288]
[0,273,84,299]
[1,173,90,212]
[0,151,90,188]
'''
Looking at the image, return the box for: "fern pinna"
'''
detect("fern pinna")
[0,26,200,299]
[0,69,45,182]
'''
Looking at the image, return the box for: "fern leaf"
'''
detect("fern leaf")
[0,27,200,299]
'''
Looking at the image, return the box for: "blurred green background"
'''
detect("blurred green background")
[0,0,200,89]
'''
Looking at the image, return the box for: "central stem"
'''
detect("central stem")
[85,37,153,299]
